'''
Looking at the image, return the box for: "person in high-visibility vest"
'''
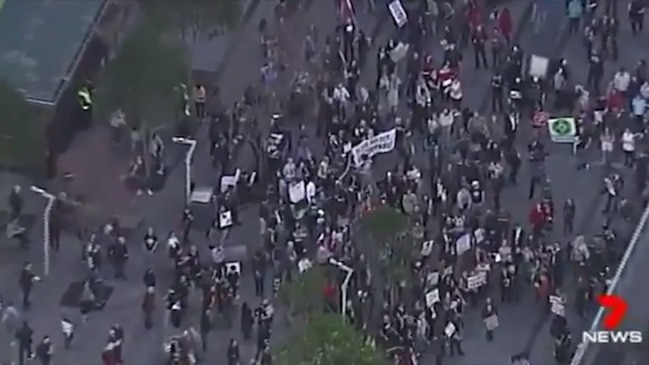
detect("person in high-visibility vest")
[193,85,206,119]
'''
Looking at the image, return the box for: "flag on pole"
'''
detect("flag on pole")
[338,0,356,24]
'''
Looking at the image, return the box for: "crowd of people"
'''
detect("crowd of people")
[2,0,648,365]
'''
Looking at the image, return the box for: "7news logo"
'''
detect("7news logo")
[582,294,643,344]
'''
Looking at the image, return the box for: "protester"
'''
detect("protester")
[6,1,649,364]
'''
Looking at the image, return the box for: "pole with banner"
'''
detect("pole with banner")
[548,117,577,143]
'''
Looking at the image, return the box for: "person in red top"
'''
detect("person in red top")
[529,203,546,237]
[607,89,624,114]
[467,1,483,33]
[102,343,117,365]
[497,8,512,44]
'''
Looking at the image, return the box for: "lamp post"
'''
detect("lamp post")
[30,186,56,276]
[172,137,197,205]
[328,258,354,318]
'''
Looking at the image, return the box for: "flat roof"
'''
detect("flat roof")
[0,0,106,105]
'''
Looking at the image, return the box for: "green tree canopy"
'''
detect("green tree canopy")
[96,20,187,127]
[361,206,415,284]
[275,312,384,365]
[279,265,328,317]
[0,79,42,169]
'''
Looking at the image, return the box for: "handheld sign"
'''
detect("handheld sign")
[388,0,408,27]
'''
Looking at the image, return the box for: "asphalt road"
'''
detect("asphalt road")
[0,0,647,364]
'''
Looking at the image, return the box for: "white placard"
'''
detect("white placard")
[427,272,440,287]
[298,258,312,273]
[289,181,306,203]
[388,0,408,27]
[220,169,241,193]
[474,228,485,244]
[551,303,565,316]
[425,289,440,307]
[548,117,577,143]
[219,210,233,229]
[350,129,397,167]
[443,266,453,276]
[550,295,566,317]
[529,54,549,78]
[421,240,434,256]
[467,272,486,290]
[456,234,472,255]
[190,187,212,204]
[225,261,241,275]
[445,322,456,338]
[390,42,409,63]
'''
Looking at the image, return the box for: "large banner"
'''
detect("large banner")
[351,129,397,167]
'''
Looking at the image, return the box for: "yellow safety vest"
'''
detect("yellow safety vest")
[78,88,92,110]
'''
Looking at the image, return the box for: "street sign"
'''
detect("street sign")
[548,117,577,143]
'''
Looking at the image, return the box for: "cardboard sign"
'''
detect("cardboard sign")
[456,234,472,255]
[298,258,312,273]
[467,272,486,290]
[421,240,434,256]
[350,129,397,167]
[225,261,241,276]
[289,181,306,203]
[425,289,440,307]
[529,54,549,78]
[550,295,565,317]
[426,272,440,287]
[484,314,499,330]
[219,210,233,229]
[390,42,409,62]
[388,0,408,27]
[445,322,456,337]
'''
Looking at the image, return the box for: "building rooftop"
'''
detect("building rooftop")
[0,0,106,105]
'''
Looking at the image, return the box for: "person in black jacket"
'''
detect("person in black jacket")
[16,321,33,365]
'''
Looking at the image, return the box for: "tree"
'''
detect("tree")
[361,206,417,287]
[96,20,187,128]
[274,312,384,365]
[139,0,241,56]
[0,79,42,171]
[279,265,328,321]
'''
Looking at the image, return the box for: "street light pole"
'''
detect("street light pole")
[171,137,197,205]
[329,258,354,319]
[30,186,56,276]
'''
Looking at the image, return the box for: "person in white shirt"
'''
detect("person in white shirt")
[449,79,463,110]
[282,157,296,181]
[61,316,74,349]
[600,128,615,164]
[387,74,401,115]
[438,108,455,144]
[332,83,350,118]
[621,128,636,167]
[612,67,631,94]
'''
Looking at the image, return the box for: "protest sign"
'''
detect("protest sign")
[456,234,472,255]
[289,181,306,203]
[548,117,577,143]
[425,289,440,307]
[388,0,408,27]
[550,295,565,316]
[219,210,233,229]
[529,54,549,78]
[351,129,397,167]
